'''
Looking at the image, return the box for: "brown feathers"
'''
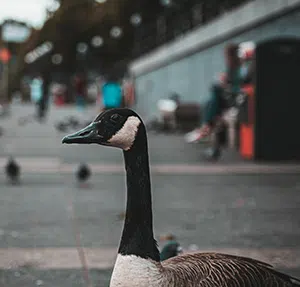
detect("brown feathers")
[161,252,300,286]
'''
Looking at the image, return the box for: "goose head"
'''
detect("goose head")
[62,108,143,151]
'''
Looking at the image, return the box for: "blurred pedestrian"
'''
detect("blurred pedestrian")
[95,76,105,112]
[74,73,87,111]
[38,73,50,121]
[30,74,43,106]
[101,75,123,111]
[184,43,244,144]
[30,74,46,120]
[122,77,136,108]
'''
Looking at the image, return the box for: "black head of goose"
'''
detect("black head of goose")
[62,108,300,287]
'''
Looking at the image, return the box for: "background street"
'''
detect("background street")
[0,104,299,286]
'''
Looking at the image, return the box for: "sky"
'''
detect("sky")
[0,0,54,28]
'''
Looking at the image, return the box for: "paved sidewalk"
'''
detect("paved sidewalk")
[1,104,299,286]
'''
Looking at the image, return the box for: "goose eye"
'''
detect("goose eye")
[110,114,120,123]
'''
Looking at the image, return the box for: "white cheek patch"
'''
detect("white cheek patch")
[108,116,141,150]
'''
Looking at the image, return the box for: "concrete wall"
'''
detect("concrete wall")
[129,0,300,120]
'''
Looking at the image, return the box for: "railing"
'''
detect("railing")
[132,0,254,58]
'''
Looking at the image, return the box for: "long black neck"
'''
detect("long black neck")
[118,125,160,262]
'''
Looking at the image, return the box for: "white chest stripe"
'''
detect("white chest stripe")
[110,254,163,287]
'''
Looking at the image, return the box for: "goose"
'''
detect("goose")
[62,108,300,287]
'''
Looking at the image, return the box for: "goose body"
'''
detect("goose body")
[111,253,300,287]
[62,108,300,287]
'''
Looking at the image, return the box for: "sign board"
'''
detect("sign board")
[25,42,53,64]
[2,22,31,43]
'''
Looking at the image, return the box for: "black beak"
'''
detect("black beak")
[62,122,102,144]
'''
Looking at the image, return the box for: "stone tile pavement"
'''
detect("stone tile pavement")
[0,104,299,286]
